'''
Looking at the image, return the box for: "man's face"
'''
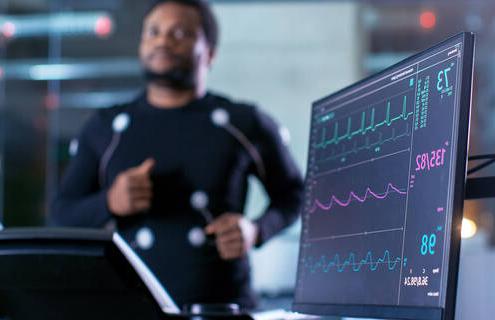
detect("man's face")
[139,2,213,87]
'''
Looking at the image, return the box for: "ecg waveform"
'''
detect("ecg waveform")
[310,183,407,213]
[304,250,402,273]
[315,95,412,150]
[317,124,411,163]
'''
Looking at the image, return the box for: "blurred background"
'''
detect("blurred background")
[0,0,493,318]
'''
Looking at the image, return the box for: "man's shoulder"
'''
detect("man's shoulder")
[79,96,141,139]
[89,96,141,125]
[207,92,258,115]
[206,91,270,134]
[99,97,140,119]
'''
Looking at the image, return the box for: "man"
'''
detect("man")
[51,0,303,309]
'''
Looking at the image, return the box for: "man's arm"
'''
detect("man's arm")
[250,107,305,246]
[49,114,113,228]
[205,106,304,260]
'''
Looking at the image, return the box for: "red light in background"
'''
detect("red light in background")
[0,67,4,79]
[2,21,16,38]
[94,15,113,38]
[419,11,437,30]
[44,93,60,110]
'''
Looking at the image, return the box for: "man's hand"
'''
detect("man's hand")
[205,213,259,260]
[107,158,155,217]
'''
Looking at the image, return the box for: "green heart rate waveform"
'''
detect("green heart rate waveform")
[317,123,410,164]
[315,95,413,150]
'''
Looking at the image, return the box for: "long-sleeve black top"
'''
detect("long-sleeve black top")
[50,92,304,308]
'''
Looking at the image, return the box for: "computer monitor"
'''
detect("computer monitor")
[293,32,474,320]
[0,228,181,320]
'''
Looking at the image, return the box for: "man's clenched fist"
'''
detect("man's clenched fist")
[205,213,259,260]
[107,158,155,217]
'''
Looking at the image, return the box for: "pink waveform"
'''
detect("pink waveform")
[310,183,407,213]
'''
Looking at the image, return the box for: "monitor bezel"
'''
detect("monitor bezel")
[0,228,167,319]
[293,32,475,320]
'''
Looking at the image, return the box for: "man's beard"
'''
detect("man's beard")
[143,66,196,90]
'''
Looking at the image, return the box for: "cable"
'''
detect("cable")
[469,154,495,161]
[468,158,495,176]
[99,113,130,186]
[467,153,495,176]
[211,108,267,181]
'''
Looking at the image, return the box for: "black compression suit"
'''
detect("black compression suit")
[50,91,304,308]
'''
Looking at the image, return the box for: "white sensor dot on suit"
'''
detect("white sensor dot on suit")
[188,227,206,247]
[279,126,291,146]
[211,108,230,127]
[190,191,209,210]
[135,227,155,250]
[112,113,130,133]
[69,139,79,156]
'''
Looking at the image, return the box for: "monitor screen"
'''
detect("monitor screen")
[293,33,474,320]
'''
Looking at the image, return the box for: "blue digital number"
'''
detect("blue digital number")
[437,67,451,92]
[420,234,436,255]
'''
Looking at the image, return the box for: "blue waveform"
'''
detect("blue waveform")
[303,250,401,273]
